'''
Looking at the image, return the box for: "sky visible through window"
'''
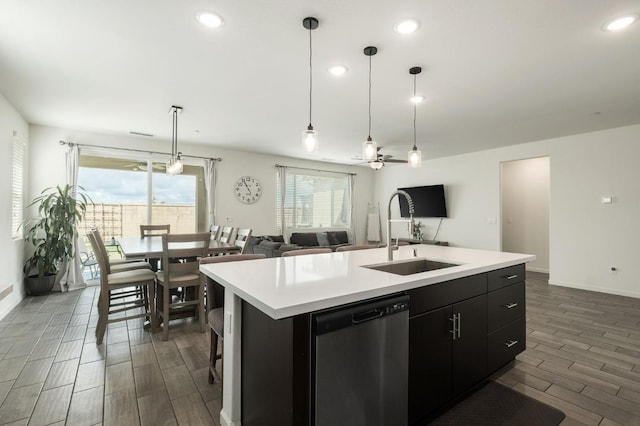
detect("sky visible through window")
[79,167,196,204]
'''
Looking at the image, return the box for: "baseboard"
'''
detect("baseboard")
[526,266,549,274]
[0,285,25,321]
[220,410,241,426]
[548,279,640,299]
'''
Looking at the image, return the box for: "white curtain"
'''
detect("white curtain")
[348,174,356,243]
[204,159,217,230]
[58,143,85,292]
[276,166,287,237]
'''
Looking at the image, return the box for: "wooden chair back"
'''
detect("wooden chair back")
[140,224,170,238]
[210,224,222,241]
[281,248,332,257]
[219,226,236,244]
[335,244,379,252]
[234,228,253,254]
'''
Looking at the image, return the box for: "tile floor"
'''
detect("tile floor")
[1,272,639,425]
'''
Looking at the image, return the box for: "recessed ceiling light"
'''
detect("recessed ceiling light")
[602,14,638,31]
[328,65,348,76]
[196,11,224,28]
[410,95,424,104]
[394,19,420,34]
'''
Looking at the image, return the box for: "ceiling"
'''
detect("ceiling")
[1,1,639,165]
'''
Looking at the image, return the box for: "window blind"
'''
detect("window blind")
[276,168,351,232]
[12,136,25,240]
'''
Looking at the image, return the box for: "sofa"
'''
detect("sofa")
[247,231,351,257]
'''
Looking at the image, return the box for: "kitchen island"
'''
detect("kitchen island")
[200,244,535,426]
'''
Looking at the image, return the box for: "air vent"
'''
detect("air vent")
[129,131,154,138]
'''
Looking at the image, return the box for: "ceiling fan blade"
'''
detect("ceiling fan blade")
[382,154,394,161]
[385,158,408,163]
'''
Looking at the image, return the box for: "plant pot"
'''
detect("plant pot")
[24,274,57,296]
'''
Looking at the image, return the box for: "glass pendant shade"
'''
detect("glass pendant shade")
[370,161,384,170]
[408,148,422,168]
[302,126,319,153]
[362,138,378,161]
[166,153,183,175]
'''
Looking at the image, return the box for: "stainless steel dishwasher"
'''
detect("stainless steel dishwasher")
[312,294,409,426]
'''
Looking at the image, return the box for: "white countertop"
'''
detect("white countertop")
[200,245,535,320]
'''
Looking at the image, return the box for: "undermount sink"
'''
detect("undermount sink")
[363,258,460,276]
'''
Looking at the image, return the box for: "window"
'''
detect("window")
[12,136,25,240]
[277,169,351,232]
[77,155,206,239]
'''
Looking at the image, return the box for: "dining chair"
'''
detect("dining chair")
[156,232,211,341]
[90,228,152,272]
[200,253,266,383]
[140,224,171,237]
[234,228,253,254]
[219,226,236,244]
[281,248,332,257]
[335,244,380,252]
[87,232,157,345]
[78,236,99,279]
[210,224,222,241]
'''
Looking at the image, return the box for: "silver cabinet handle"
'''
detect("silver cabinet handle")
[449,314,461,340]
[457,313,461,339]
[505,303,518,309]
[449,316,456,340]
[505,340,518,348]
[505,274,519,280]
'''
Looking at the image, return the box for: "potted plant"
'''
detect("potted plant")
[22,184,90,295]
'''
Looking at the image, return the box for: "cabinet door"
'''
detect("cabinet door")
[408,305,453,424]
[452,294,488,396]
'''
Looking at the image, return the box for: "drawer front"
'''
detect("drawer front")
[488,264,525,291]
[488,318,525,373]
[408,273,487,317]
[488,282,525,332]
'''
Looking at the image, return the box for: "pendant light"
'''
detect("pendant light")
[362,46,378,163]
[166,105,183,175]
[408,67,422,168]
[302,17,319,153]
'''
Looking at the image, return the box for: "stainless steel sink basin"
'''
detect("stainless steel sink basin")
[363,258,460,276]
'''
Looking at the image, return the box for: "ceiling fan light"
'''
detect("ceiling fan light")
[302,128,319,153]
[408,148,422,168]
[370,161,384,170]
[362,139,378,161]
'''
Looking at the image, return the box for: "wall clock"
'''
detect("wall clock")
[234,176,262,204]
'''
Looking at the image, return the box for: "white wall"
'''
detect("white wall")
[0,93,29,320]
[28,125,376,243]
[501,157,550,273]
[374,124,640,298]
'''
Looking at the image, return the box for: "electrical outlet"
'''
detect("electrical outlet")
[609,266,617,275]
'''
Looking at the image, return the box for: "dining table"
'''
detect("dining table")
[118,236,242,261]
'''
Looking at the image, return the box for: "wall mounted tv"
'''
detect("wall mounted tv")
[398,184,448,218]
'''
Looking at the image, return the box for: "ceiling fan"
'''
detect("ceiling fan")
[124,161,166,172]
[359,147,408,170]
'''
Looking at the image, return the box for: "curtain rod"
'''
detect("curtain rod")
[275,163,356,176]
[59,140,221,162]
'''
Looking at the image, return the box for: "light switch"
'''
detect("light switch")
[601,196,612,204]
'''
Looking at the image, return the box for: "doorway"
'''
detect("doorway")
[500,157,550,273]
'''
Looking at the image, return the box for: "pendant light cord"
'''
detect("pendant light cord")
[412,75,417,150]
[172,108,178,157]
[308,26,313,128]
[368,54,372,139]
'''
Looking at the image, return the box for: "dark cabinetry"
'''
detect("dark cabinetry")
[408,275,488,424]
[487,264,526,373]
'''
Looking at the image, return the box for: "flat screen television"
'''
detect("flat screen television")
[398,184,448,218]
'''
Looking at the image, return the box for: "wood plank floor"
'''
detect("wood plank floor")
[0,272,639,425]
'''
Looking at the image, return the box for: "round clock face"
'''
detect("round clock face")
[234,176,262,204]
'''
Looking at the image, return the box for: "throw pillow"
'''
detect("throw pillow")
[316,232,330,247]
